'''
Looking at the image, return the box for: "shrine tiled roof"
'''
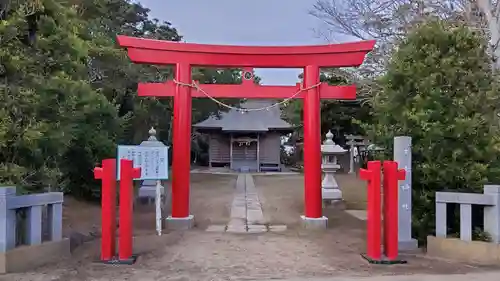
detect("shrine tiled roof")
[193,100,294,132]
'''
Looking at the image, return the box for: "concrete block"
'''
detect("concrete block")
[165,215,194,230]
[247,229,267,233]
[435,201,447,237]
[399,239,419,251]
[436,192,495,205]
[484,185,500,243]
[247,224,266,229]
[26,205,43,246]
[247,225,267,233]
[322,188,342,200]
[48,203,63,241]
[230,208,246,219]
[7,192,63,209]
[323,199,346,210]
[235,175,246,191]
[227,218,246,228]
[427,235,500,265]
[244,174,256,189]
[460,203,472,241]
[226,226,247,233]
[269,225,287,232]
[300,215,328,230]
[206,225,227,232]
[0,187,16,253]
[246,210,264,224]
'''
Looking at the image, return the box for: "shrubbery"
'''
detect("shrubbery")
[365,20,500,243]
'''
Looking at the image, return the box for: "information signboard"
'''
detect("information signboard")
[117,145,169,180]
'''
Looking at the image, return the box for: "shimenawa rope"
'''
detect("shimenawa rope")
[172,79,321,113]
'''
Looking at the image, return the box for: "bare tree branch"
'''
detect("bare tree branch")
[311,0,500,71]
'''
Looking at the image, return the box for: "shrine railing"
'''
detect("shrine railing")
[0,187,64,252]
[434,186,500,243]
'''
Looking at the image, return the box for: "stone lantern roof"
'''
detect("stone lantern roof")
[321,130,347,154]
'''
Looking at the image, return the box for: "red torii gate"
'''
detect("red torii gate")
[117,35,375,228]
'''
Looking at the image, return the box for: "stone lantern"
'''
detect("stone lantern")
[321,130,347,204]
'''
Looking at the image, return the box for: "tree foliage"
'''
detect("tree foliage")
[282,71,371,146]
[0,0,123,196]
[0,0,243,200]
[364,20,500,242]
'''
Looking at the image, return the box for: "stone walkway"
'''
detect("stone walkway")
[206,174,287,233]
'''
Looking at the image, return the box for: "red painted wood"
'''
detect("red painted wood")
[117,35,375,67]
[303,65,322,218]
[117,35,376,55]
[126,48,371,67]
[359,161,382,261]
[171,63,192,218]
[382,161,393,260]
[138,81,357,100]
[93,159,117,262]
[383,161,406,261]
[118,159,140,261]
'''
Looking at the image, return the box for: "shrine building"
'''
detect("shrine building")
[193,100,293,172]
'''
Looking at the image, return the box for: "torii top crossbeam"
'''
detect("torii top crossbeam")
[117,36,375,68]
[117,36,376,100]
[117,35,375,223]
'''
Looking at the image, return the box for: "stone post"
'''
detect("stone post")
[48,202,63,242]
[348,142,355,174]
[393,136,418,250]
[0,187,17,253]
[484,185,500,243]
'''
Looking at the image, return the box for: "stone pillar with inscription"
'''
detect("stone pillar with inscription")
[137,128,170,210]
[393,136,418,250]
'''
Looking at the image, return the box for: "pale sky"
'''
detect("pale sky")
[137,0,334,85]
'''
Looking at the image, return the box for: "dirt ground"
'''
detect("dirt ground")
[254,173,368,227]
[2,173,499,281]
[336,173,369,210]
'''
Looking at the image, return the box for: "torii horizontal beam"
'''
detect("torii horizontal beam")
[117,35,376,67]
[138,81,357,100]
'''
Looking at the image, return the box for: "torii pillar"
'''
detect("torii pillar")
[117,36,375,229]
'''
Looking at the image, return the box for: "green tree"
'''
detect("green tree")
[282,71,370,146]
[0,0,123,196]
[364,20,500,243]
[0,0,257,200]
[74,0,244,144]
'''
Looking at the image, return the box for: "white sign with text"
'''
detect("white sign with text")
[117,145,169,180]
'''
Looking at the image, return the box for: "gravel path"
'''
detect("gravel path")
[281,271,500,281]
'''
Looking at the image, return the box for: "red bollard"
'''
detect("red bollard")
[383,161,406,262]
[93,159,117,262]
[359,161,382,262]
[118,159,141,264]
